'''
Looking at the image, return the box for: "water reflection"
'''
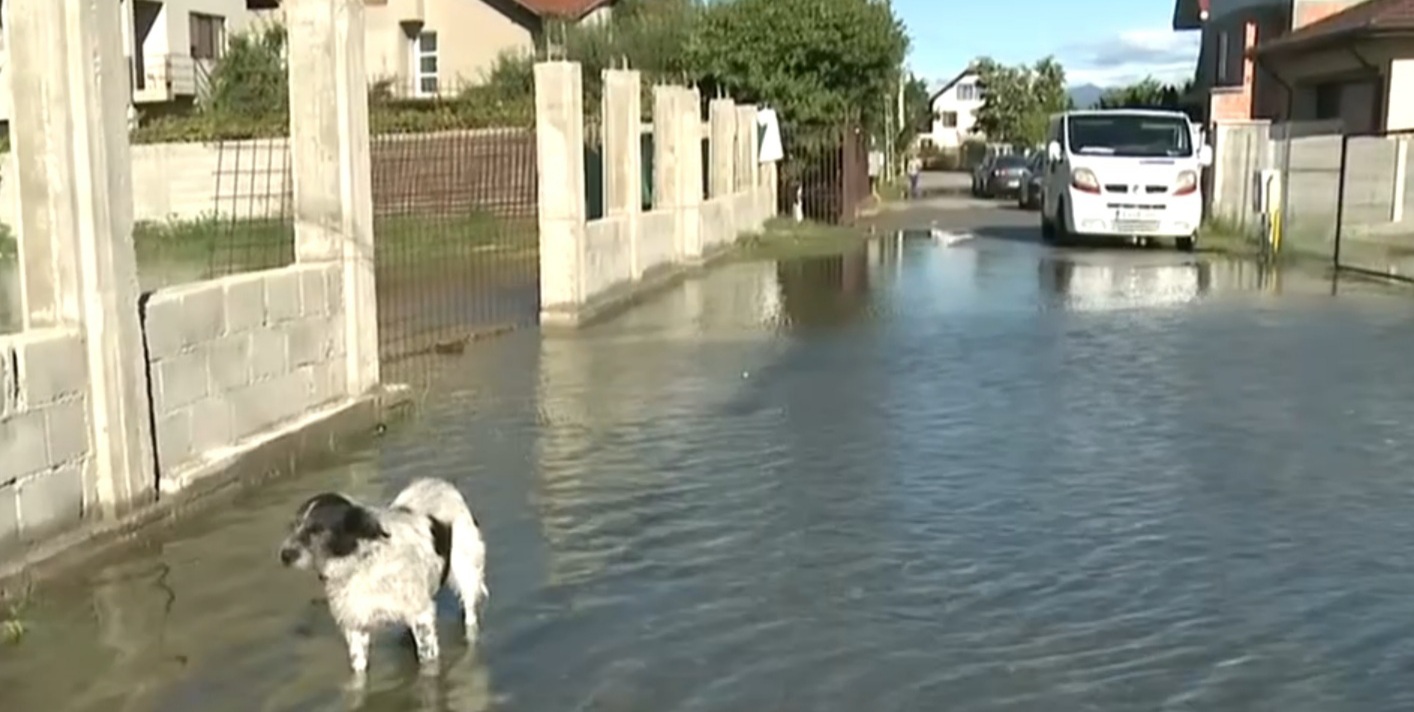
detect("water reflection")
[1039,255,1213,311]
[775,245,871,328]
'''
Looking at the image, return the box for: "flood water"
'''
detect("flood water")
[9,231,1414,711]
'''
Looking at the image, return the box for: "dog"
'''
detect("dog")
[279,478,487,675]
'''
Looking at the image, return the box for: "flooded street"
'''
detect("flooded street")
[9,209,1414,711]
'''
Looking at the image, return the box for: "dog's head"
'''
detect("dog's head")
[279,493,388,571]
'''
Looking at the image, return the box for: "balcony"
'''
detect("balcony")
[132,54,216,105]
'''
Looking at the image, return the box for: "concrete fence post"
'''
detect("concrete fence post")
[535,61,588,320]
[678,88,705,259]
[8,0,156,513]
[602,69,643,277]
[652,86,680,253]
[736,104,766,227]
[286,0,378,396]
[709,98,737,200]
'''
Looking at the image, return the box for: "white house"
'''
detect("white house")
[0,0,268,123]
[923,68,985,149]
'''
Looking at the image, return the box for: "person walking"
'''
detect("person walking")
[906,153,923,200]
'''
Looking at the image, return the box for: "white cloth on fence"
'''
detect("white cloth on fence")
[757,108,783,163]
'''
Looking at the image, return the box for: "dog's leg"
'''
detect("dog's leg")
[448,518,487,642]
[409,606,440,669]
[344,628,372,675]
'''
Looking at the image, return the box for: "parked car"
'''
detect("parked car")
[1017,153,1046,210]
[977,154,1031,198]
[970,155,997,197]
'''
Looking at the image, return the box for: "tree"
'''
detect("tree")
[688,0,909,131]
[1096,77,1198,119]
[971,56,1068,147]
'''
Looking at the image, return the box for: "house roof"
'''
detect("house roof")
[513,0,615,19]
[1253,0,1414,56]
[1172,0,1209,31]
[928,67,978,104]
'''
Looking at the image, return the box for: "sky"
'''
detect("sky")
[896,0,1200,88]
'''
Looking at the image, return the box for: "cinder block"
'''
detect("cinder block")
[329,314,347,357]
[16,462,85,538]
[44,398,89,464]
[0,410,48,485]
[307,362,348,405]
[228,377,291,441]
[188,397,232,455]
[299,267,329,316]
[249,329,289,381]
[0,485,19,556]
[143,286,225,359]
[287,318,333,367]
[223,274,267,333]
[0,342,16,418]
[155,352,209,414]
[264,270,302,324]
[17,331,86,407]
[207,334,253,392]
[154,408,193,472]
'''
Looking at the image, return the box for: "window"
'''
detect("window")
[940,111,958,128]
[956,83,977,101]
[1313,82,1342,120]
[1214,23,1247,86]
[190,13,225,60]
[1065,114,1194,158]
[413,31,438,96]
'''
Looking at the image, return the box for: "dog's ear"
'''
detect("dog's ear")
[326,506,389,557]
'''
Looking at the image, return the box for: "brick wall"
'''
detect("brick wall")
[142,264,347,485]
[0,329,89,554]
[1209,20,1259,121]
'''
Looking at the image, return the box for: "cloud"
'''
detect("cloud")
[1057,29,1200,87]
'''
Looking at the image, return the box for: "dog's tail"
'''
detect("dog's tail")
[393,478,488,607]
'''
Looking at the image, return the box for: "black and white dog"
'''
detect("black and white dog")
[279,478,487,675]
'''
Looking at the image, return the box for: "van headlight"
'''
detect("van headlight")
[1070,168,1100,194]
[1174,170,1198,196]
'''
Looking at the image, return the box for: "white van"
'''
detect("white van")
[1040,109,1212,251]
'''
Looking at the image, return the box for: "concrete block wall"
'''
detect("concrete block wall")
[142,263,347,486]
[536,61,777,323]
[0,329,90,553]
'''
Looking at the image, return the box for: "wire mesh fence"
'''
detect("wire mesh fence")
[776,123,870,224]
[371,126,539,365]
[138,138,294,292]
[585,118,605,220]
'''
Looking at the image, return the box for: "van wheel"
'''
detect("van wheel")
[1176,234,1196,252]
[1051,203,1071,246]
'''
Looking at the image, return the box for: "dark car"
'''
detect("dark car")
[978,154,1030,198]
[970,155,997,197]
[1017,154,1045,210]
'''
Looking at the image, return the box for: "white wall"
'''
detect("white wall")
[1387,58,1414,131]
[926,73,983,149]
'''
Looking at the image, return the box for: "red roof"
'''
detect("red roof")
[1254,0,1414,55]
[514,0,615,18]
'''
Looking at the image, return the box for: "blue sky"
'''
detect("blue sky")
[896,0,1200,88]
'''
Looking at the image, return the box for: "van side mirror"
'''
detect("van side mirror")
[1198,144,1213,167]
[1046,141,1062,160]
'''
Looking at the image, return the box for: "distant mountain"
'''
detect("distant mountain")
[1067,84,1107,109]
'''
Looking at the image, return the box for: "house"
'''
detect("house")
[1170,0,1409,131]
[0,0,269,123]
[362,0,616,97]
[922,68,985,150]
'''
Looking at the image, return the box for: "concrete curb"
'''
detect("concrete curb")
[0,384,414,588]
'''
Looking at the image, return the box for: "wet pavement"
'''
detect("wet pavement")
[10,203,1414,711]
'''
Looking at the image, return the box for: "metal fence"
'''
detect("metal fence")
[1333,128,1414,280]
[182,138,295,290]
[777,124,870,224]
[371,127,539,365]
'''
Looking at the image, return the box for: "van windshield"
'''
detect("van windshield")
[1066,114,1192,158]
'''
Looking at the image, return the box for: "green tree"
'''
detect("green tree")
[687,0,908,131]
[203,22,288,120]
[972,56,1068,147]
[1098,77,1178,109]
